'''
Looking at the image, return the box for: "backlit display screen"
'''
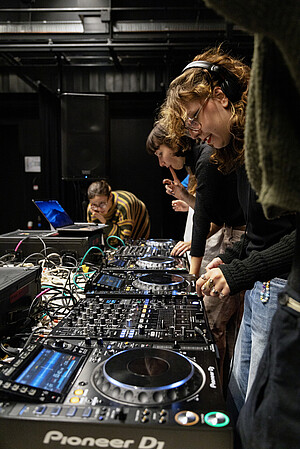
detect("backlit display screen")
[15,348,81,394]
[97,273,123,289]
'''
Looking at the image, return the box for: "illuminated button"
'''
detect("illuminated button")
[141,416,149,423]
[175,411,200,426]
[204,412,230,427]
[70,396,80,404]
[18,406,29,416]
[34,405,47,415]
[74,389,84,396]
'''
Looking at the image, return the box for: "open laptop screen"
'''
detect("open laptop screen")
[34,200,74,229]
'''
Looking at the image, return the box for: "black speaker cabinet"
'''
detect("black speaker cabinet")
[61,93,110,180]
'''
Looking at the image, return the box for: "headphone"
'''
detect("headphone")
[182,60,243,103]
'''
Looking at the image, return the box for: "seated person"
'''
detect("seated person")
[87,180,150,244]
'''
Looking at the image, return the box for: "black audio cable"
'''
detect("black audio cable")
[194,326,209,344]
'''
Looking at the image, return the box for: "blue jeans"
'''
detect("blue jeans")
[228,278,286,416]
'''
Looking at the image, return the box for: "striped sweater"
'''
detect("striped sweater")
[87,190,150,244]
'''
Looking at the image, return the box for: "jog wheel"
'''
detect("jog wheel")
[92,347,206,406]
[136,256,175,270]
[132,272,186,293]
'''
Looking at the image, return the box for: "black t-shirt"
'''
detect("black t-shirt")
[185,142,245,257]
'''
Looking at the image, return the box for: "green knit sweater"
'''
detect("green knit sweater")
[204,0,300,219]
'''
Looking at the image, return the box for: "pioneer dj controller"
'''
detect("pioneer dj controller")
[0,338,232,449]
[0,239,233,449]
[85,271,196,296]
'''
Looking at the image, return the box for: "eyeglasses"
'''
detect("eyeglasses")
[90,201,108,210]
[184,95,210,132]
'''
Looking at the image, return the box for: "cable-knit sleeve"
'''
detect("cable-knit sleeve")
[219,230,296,295]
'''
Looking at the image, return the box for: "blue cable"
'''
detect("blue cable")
[106,235,126,249]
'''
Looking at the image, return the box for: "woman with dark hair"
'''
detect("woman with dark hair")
[159,46,296,417]
[87,180,150,244]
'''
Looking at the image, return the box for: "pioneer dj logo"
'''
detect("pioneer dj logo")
[43,431,165,449]
[208,366,217,389]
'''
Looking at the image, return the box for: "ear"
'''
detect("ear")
[213,86,229,107]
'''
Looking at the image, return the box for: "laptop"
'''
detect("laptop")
[33,199,107,236]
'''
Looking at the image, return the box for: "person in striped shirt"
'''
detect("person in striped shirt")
[87,180,150,245]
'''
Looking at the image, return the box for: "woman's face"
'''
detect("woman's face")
[89,193,111,215]
[184,88,232,148]
[154,144,185,170]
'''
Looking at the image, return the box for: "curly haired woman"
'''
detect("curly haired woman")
[159,46,296,419]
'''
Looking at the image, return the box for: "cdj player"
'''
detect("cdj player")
[85,271,196,296]
[105,239,188,273]
[0,337,233,449]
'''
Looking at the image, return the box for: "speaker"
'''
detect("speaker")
[61,93,109,180]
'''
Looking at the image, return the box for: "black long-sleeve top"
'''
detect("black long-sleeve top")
[185,142,245,257]
[219,165,296,294]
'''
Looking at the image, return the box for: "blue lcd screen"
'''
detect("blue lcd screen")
[15,348,81,394]
[98,273,123,289]
[35,200,73,228]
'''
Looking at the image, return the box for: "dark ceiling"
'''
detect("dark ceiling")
[0,0,254,73]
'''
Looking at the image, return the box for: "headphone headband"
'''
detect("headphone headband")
[182,60,243,103]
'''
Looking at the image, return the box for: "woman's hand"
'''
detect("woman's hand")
[205,257,224,270]
[196,266,230,299]
[172,200,189,212]
[90,209,106,224]
[163,167,187,201]
[171,240,191,256]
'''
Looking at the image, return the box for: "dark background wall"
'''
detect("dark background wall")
[0,90,188,239]
[0,0,253,241]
